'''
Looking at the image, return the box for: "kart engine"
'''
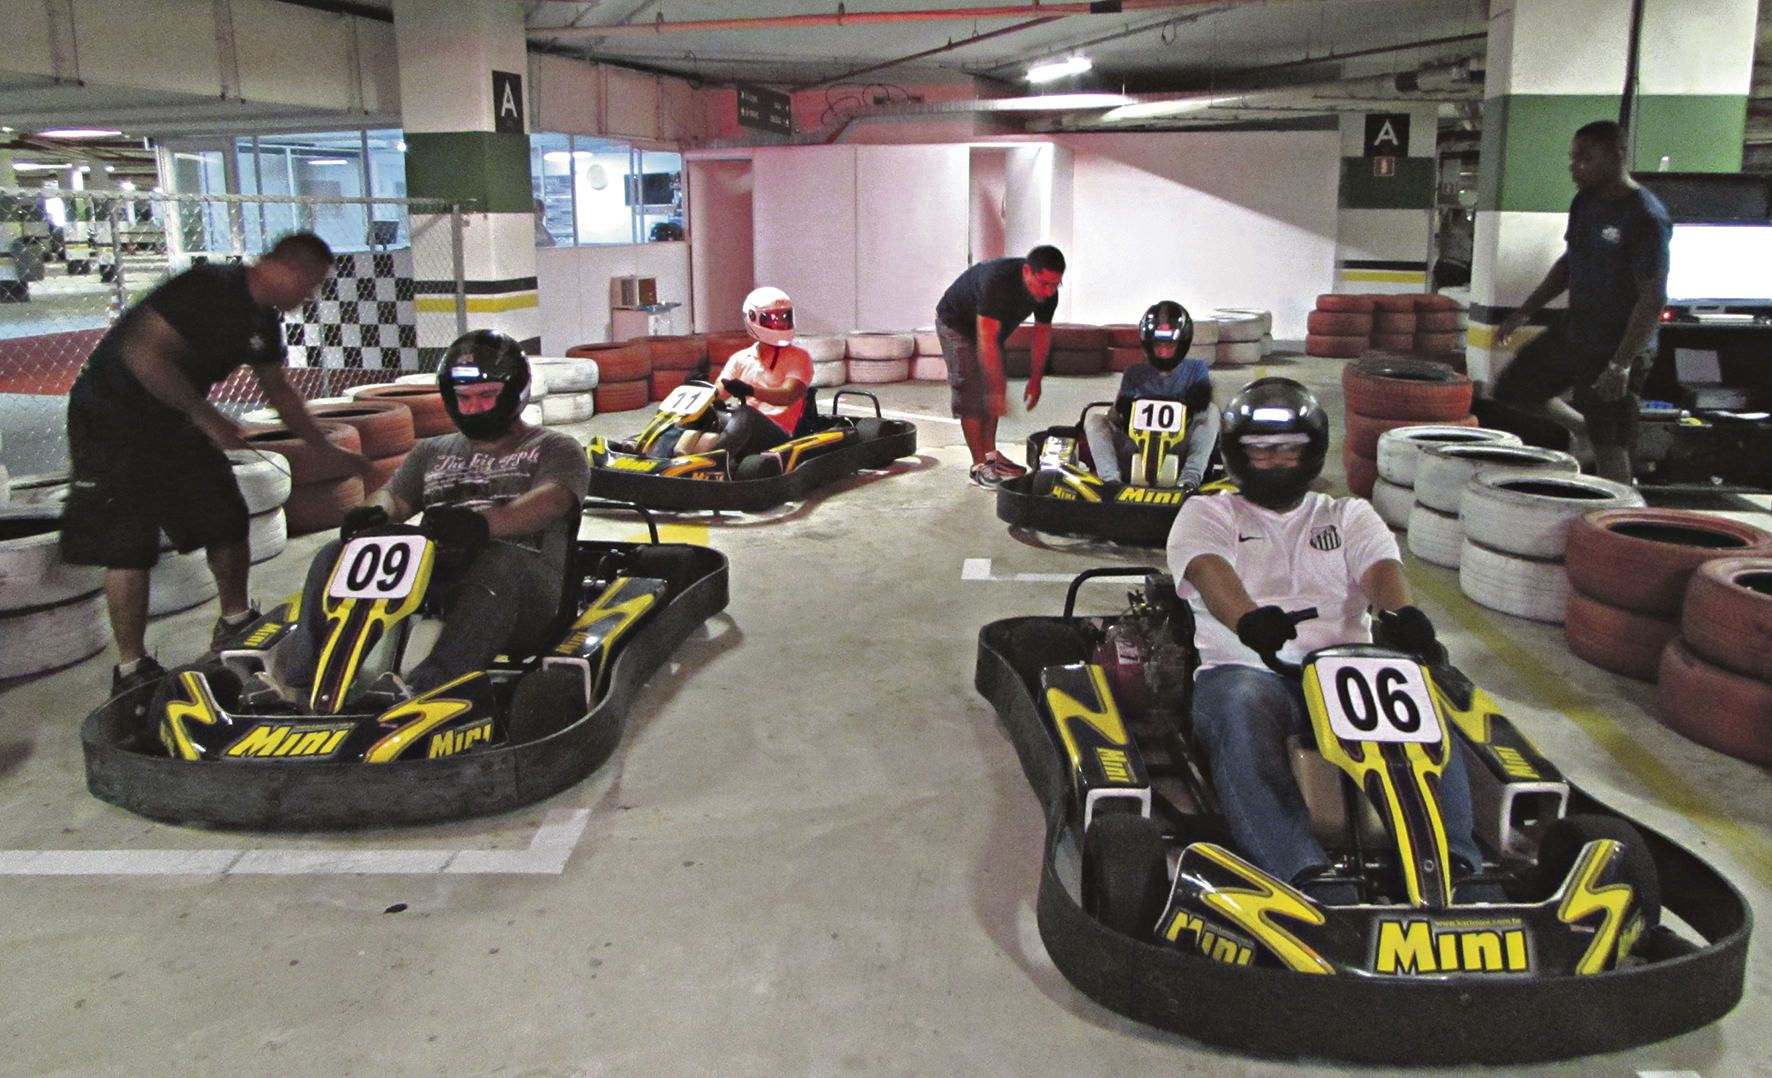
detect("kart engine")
[1094,573,1197,722]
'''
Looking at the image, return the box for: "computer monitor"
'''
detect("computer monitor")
[1665,223,1772,305]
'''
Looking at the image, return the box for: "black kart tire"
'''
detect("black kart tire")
[735,454,784,481]
[1533,814,1661,930]
[506,666,587,744]
[1081,812,1171,939]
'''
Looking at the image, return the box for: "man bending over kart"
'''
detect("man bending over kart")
[1083,300,1218,490]
[675,286,812,460]
[1164,377,1490,905]
[255,330,590,705]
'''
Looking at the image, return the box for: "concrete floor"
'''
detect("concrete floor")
[1,351,1769,1077]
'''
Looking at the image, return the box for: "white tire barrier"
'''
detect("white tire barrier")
[0,507,105,611]
[846,357,910,384]
[1191,318,1220,346]
[1459,539,1571,623]
[396,372,436,386]
[149,548,219,617]
[1371,479,1413,530]
[1406,503,1464,568]
[540,392,595,425]
[914,327,942,355]
[248,508,288,564]
[1214,308,1273,338]
[530,357,600,393]
[4,472,71,507]
[846,331,916,361]
[1375,426,1520,488]
[0,589,108,680]
[1215,340,1262,367]
[228,451,294,515]
[1415,444,1580,515]
[1213,311,1267,343]
[800,335,848,364]
[910,354,948,381]
[810,360,847,388]
[521,403,544,426]
[1461,472,1643,560]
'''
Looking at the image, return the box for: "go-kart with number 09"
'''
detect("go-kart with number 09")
[586,382,917,512]
[81,501,729,829]
[973,567,1750,1064]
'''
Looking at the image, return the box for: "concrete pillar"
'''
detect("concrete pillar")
[1333,105,1438,294]
[393,0,538,363]
[1466,0,1756,384]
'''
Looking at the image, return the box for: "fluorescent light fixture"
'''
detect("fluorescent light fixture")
[395,139,407,152]
[988,92,1135,111]
[38,128,121,139]
[1027,55,1091,83]
[1101,96,1234,123]
[306,157,350,166]
[119,181,137,191]
[103,165,115,172]
[11,161,64,171]
[1,126,13,133]
[544,150,571,163]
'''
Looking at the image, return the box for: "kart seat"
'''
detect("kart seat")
[1288,736,1387,849]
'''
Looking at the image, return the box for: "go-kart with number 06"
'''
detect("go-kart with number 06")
[973,567,1749,1064]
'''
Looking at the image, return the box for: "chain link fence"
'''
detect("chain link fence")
[1,188,464,476]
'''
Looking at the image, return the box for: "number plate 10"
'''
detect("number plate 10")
[1313,656,1442,745]
[328,535,428,601]
[1130,399,1185,434]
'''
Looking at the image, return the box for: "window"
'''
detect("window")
[529,134,684,246]
[230,129,409,252]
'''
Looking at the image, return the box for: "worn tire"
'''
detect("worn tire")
[1375,425,1520,487]
[1048,348,1104,376]
[1656,639,1772,766]
[799,335,847,364]
[541,392,596,424]
[242,422,363,485]
[365,452,405,493]
[1342,359,1473,421]
[593,379,650,414]
[910,354,948,381]
[846,331,915,361]
[1212,311,1266,343]
[912,327,942,355]
[1372,479,1413,530]
[1414,444,1580,515]
[1565,510,1772,617]
[810,360,847,388]
[1459,540,1570,623]
[531,357,602,393]
[1681,557,1772,681]
[1081,813,1170,939]
[507,665,588,743]
[1306,333,1367,359]
[1345,411,1476,460]
[1406,502,1464,567]
[650,368,692,400]
[0,588,107,680]
[348,384,454,437]
[705,332,754,367]
[248,508,288,564]
[227,451,294,515]
[304,400,415,459]
[1564,590,1679,681]
[846,357,909,384]
[566,342,649,383]
[1342,446,1377,498]
[639,335,707,371]
[1368,294,1421,314]
[148,548,219,616]
[283,477,366,537]
[1315,293,1376,314]
[0,507,104,611]
[1461,472,1644,560]
[1307,310,1374,336]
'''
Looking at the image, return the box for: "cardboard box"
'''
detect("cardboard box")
[611,276,658,308]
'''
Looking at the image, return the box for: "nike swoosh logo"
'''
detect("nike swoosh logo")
[1237,534,1262,543]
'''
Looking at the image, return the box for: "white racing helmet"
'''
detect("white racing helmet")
[743,286,795,347]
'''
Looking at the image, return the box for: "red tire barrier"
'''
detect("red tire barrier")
[1656,638,1772,766]
[1564,590,1680,681]
[351,385,453,438]
[593,378,650,413]
[1345,411,1476,460]
[1315,293,1376,314]
[1307,310,1374,336]
[566,342,650,383]
[1681,556,1772,681]
[639,335,707,372]
[1305,334,1368,359]
[1566,510,1772,616]
[1342,359,1473,421]
[284,476,366,536]
[1342,445,1378,498]
[242,422,363,484]
[304,399,415,459]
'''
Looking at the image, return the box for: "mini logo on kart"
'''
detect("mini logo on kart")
[1309,525,1341,551]
[1372,918,1530,974]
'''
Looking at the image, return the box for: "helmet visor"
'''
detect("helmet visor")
[753,308,794,331]
[1147,322,1187,342]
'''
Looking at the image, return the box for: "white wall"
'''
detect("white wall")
[688,159,754,333]
[1057,131,1341,338]
[536,242,692,353]
[969,148,1007,265]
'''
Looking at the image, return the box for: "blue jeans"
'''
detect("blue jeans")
[1191,664,1484,884]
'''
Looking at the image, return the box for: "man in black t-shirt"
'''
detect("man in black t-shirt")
[60,231,370,696]
[1494,121,1670,482]
[934,245,1065,488]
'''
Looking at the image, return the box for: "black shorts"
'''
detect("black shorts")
[59,404,249,570]
[1491,328,1650,448]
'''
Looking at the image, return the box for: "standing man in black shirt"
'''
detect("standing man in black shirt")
[1493,121,1671,482]
[60,231,370,695]
[934,244,1065,488]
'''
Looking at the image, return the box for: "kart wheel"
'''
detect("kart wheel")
[1533,814,1661,931]
[1081,813,1170,938]
[853,417,886,440]
[734,454,783,481]
[507,666,587,743]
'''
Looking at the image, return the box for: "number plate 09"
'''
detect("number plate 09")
[328,535,427,601]
[1313,655,1442,745]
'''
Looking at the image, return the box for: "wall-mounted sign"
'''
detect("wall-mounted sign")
[493,70,524,133]
[1363,113,1410,157]
[1373,156,1397,178]
[737,83,793,136]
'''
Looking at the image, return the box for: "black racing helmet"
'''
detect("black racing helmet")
[1139,301,1194,372]
[438,330,532,440]
[1219,377,1329,509]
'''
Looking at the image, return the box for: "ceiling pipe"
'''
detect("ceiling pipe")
[1084,58,1481,126]
[789,16,1060,90]
[531,1,1252,38]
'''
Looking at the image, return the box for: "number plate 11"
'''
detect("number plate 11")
[1313,655,1442,745]
[328,535,428,601]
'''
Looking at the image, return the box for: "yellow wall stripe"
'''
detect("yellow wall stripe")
[1339,270,1428,285]
[416,292,539,314]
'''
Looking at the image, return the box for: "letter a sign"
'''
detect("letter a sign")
[1364,113,1410,157]
[493,70,524,133]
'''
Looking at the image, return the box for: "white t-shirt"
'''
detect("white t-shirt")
[718,343,814,433]
[1165,491,1400,671]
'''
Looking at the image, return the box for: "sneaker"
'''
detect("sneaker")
[211,606,262,652]
[987,452,1027,478]
[111,656,167,698]
[969,463,1003,489]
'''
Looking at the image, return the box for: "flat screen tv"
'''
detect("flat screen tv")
[1665,223,1772,304]
[623,171,677,207]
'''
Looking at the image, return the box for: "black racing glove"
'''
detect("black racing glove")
[1378,605,1444,663]
[421,506,491,555]
[722,378,754,400]
[1235,605,1299,656]
[339,504,389,542]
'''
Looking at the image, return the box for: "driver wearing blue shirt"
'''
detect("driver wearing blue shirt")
[1083,301,1218,489]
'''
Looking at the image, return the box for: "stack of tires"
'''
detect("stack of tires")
[529,355,601,426]
[1340,358,1475,497]
[1563,510,1772,681]
[1456,472,1643,622]
[846,331,913,384]
[1370,426,1520,531]
[305,399,415,494]
[1369,295,1419,353]
[569,341,648,414]
[1048,325,1109,375]
[1306,294,1373,358]
[1659,556,1772,764]
[911,327,946,381]
[639,335,708,401]
[1413,294,1465,365]
[1211,310,1266,367]
[705,332,753,380]
[230,450,293,567]
[801,334,848,388]
[1185,316,1218,364]
[1406,443,1578,567]
[1106,324,1143,372]
[0,506,108,680]
[243,422,364,536]
[349,383,454,438]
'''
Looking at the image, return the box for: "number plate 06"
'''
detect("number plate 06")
[1313,655,1442,745]
[328,535,428,601]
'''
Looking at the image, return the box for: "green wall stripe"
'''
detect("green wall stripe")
[404,131,533,214]
[1338,157,1435,210]
[1479,94,1747,213]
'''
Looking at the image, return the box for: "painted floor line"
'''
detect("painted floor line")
[961,558,1076,583]
[0,808,592,877]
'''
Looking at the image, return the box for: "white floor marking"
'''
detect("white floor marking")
[1636,1072,1703,1078]
[959,557,1088,584]
[0,808,591,877]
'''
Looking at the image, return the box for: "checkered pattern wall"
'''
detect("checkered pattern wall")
[285,250,421,370]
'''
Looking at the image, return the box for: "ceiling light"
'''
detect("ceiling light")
[38,128,122,139]
[1027,55,1091,84]
[120,181,137,191]
[395,140,407,152]
[544,151,571,163]
[306,157,350,166]
[1,126,13,133]
[103,165,115,172]
[989,93,1135,111]
[11,162,64,171]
